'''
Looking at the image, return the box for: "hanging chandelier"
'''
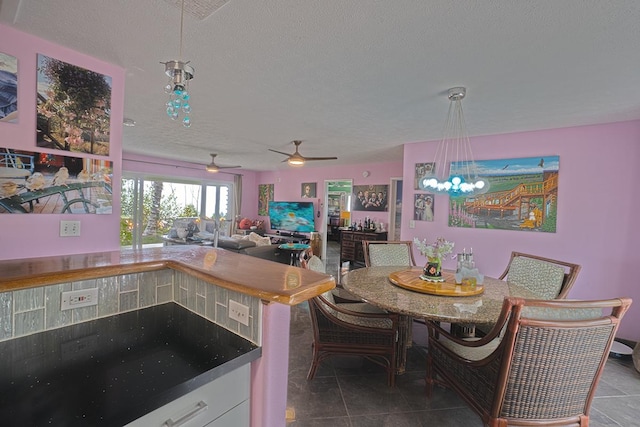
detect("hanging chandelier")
[161,0,194,128]
[418,87,486,196]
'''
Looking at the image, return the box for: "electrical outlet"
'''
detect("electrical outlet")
[229,299,250,326]
[409,220,416,229]
[61,288,98,310]
[60,220,81,237]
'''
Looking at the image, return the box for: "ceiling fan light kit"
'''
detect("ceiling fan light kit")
[269,140,337,167]
[206,154,241,173]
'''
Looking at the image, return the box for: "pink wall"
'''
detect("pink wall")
[403,120,640,341]
[0,24,125,260]
[254,161,403,231]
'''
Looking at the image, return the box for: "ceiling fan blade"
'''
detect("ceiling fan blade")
[268,148,292,156]
[303,156,338,161]
[217,164,242,169]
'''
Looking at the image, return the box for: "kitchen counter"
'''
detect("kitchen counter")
[0,245,335,305]
[0,302,261,427]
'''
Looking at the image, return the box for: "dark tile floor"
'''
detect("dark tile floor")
[286,241,640,426]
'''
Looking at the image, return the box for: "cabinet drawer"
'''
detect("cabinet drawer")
[341,248,354,258]
[126,364,250,427]
[341,232,354,241]
[205,400,249,426]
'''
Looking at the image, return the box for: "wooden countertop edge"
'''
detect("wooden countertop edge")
[167,261,336,305]
[0,261,169,292]
[0,254,335,306]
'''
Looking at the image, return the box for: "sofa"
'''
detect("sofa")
[216,235,289,265]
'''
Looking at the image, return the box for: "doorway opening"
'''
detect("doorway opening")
[322,179,352,278]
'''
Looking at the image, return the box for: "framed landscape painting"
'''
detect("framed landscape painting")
[258,183,274,216]
[448,156,559,232]
[0,146,112,214]
[36,54,112,156]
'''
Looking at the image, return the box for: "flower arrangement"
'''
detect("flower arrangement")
[413,237,455,260]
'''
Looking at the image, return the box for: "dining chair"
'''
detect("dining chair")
[305,254,401,386]
[362,240,416,267]
[426,296,632,427]
[307,290,400,387]
[499,251,581,299]
[475,251,583,338]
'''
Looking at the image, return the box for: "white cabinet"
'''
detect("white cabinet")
[126,364,250,427]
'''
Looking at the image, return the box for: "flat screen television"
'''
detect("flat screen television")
[268,201,315,233]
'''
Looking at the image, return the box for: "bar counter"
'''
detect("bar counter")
[0,245,335,305]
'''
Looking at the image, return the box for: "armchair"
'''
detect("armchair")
[475,251,583,337]
[307,291,400,387]
[426,296,632,426]
[499,251,581,299]
[362,240,416,267]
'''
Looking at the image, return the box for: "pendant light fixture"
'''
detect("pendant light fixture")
[418,87,486,196]
[161,0,194,128]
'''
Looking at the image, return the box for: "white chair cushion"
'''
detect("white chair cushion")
[307,255,325,273]
[440,336,501,361]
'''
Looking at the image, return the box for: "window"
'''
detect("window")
[121,175,233,248]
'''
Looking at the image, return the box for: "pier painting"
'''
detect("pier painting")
[448,156,559,233]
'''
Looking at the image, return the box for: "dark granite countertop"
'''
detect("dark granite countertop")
[0,303,261,427]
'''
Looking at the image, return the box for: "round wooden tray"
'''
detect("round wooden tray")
[388,269,484,296]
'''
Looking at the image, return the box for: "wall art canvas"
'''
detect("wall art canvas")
[353,184,389,211]
[0,52,18,123]
[301,182,316,198]
[36,54,112,156]
[414,162,435,190]
[0,147,112,214]
[258,183,274,216]
[414,193,434,221]
[448,156,559,232]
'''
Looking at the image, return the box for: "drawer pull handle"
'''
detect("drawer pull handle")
[163,400,208,427]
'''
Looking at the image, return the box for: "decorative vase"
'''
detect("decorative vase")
[423,256,443,281]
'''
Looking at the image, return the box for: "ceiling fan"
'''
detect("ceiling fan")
[268,140,338,166]
[205,154,241,173]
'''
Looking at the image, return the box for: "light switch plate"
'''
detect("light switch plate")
[60,220,81,237]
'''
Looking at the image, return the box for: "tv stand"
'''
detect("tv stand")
[265,232,309,244]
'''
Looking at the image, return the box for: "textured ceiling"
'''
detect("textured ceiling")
[2,0,640,171]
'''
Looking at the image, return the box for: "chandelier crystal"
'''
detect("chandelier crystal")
[162,0,194,128]
[419,87,486,196]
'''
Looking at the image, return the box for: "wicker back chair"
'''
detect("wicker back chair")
[362,240,416,267]
[499,251,581,299]
[426,297,632,426]
[307,292,400,387]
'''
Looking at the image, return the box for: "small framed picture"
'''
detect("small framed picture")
[414,162,435,189]
[301,182,317,198]
[414,193,434,221]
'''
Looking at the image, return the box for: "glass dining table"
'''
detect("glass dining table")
[342,266,537,373]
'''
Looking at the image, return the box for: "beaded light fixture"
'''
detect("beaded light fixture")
[161,0,194,128]
[419,87,487,196]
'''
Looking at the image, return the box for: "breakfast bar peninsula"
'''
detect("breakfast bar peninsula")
[0,246,335,427]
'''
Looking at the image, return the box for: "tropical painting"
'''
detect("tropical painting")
[258,183,274,216]
[448,156,559,232]
[0,52,18,123]
[36,54,112,156]
[0,147,112,214]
